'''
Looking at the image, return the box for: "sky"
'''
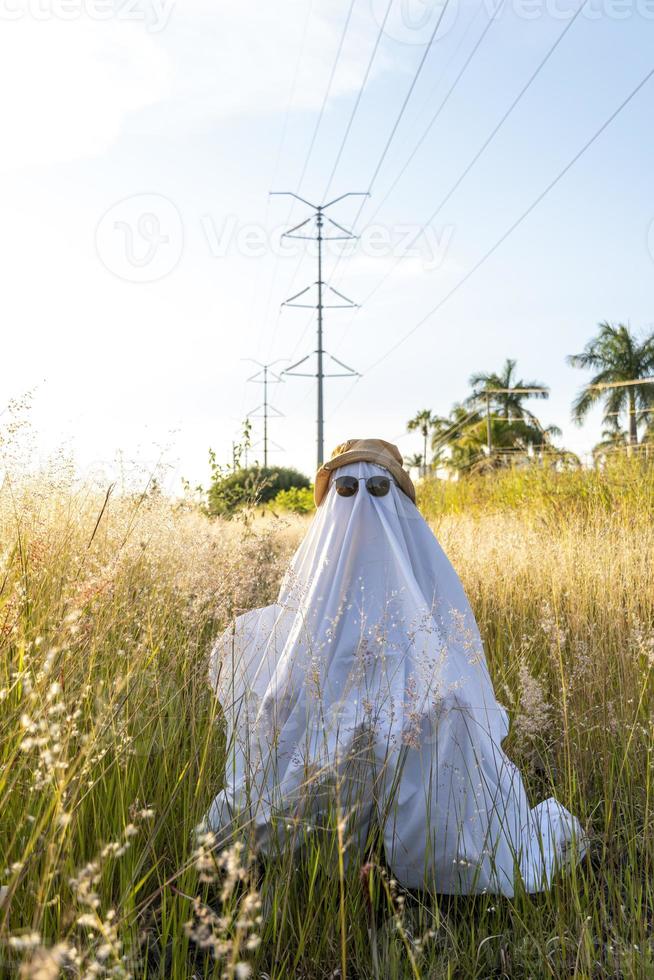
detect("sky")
[0,0,652,490]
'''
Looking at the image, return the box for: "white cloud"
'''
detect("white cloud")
[152,0,396,121]
[0,17,171,170]
[0,0,397,171]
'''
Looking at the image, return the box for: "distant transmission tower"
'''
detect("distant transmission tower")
[243,358,285,467]
[270,191,367,468]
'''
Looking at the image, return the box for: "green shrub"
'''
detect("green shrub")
[272,485,315,514]
[207,465,310,516]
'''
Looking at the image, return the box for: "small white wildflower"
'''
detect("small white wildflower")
[9,931,41,949]
[47,681,61,700]
[96,942,112,961]
[77,914,99,930]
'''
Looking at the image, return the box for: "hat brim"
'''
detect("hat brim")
[314,450,416,507]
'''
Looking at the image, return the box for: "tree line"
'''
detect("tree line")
[407,321,654,476]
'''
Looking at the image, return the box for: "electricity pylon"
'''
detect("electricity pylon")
[270,191,368,468]
[243,358,286,467]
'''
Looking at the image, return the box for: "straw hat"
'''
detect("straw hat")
[314,438,416,507]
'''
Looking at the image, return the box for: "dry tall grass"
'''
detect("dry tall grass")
[1,457,653,978]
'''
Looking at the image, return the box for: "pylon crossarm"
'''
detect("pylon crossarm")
[282,286,312,305]
[327,285,358,306]
[327,353,360,375]
[281,216,313,239]
[246,370,284,384]
[322,191,370,210]
[325,217,357,238]
[283,354,312,374]
[270,191,318,210]
[251,438,285,452]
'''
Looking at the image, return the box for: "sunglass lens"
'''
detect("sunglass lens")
[335,476,358,497]
[366,476,391,497]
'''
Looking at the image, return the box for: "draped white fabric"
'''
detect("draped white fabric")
[206,461,588,895]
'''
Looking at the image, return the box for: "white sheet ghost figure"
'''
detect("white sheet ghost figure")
[206,460,589,895]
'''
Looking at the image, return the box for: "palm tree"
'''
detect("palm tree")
[567,322,654,445]
[405,452,424,477]
[643,412,654,445]
[467,358,550,422]
[592,423,628,464]
[428,402,553,474]
[453,416,552,472]
[464,358,550,457]
[407,410,435,476]
[429,404,477,463]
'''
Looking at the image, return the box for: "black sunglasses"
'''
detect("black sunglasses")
[334,475,395,498]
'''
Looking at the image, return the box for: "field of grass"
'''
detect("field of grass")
[1,458,653,978]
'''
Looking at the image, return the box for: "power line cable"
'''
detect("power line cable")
[353,0,504,233]
[262,0,359,362]
[325,0,457,289]
[326,0,503,352]
[252,0,316,366]
[329,0,589,351]
[329,63,654,416]
[322,0,394,202]
[325,0,501,352]
[357,0,455,206]
[403,0,487,139]
[274,0,392,365]
[318,0,460,360]
[297,0,359,192]
[405,0,589,247]
[367,64,654,371]
[274,0,450,416]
